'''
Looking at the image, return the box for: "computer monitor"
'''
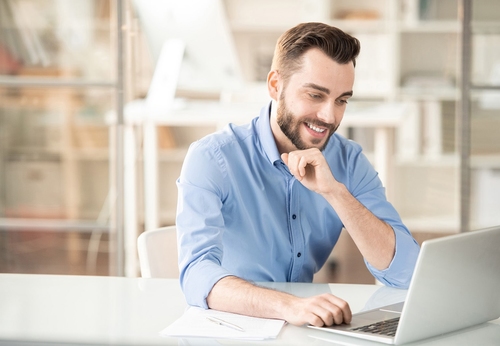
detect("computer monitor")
[132,0,243,97]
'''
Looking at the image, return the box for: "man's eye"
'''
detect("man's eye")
[337,99,349,105]
[309,93,322,99]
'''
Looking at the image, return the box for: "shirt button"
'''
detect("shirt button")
[292,214,297,219]
[297,252,301,258]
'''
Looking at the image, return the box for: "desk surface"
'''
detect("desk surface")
[0,274,498,345]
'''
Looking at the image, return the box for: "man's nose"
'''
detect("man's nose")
[317,101,336,124]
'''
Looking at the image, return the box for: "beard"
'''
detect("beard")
[276,93,338,151]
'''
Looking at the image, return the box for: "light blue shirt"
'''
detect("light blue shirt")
[176,103,420,308]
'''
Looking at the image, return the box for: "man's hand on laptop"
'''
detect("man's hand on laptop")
[284,293,352,327]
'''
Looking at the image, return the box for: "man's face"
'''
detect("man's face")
[276,91,339,151]
[271,48,355,153]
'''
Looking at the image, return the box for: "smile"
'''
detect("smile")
[306,122,326,133]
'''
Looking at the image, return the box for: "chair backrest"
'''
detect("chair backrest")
[137,225,179,278]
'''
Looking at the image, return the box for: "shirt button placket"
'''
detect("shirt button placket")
[291,214,299,261]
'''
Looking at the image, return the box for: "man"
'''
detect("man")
[176,22,420,327]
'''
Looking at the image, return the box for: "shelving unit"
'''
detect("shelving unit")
[0,0,126,275]
[461,0,500,231]
[0,85,113,220]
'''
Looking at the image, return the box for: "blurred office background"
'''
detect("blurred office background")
[0,0,499,282]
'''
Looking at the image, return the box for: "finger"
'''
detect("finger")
[314,303,344,325]
[305,296,348,326]
[295,295,350,327]
[310,307,335,326]
[285,152,300,177]
[306,313,325,327]
[309,294,351,325]
[281,153,289,165]
[287,152,310,179]
[298,155,308,178]
[325,295,352,324]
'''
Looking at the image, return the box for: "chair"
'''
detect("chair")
[137,225,179,278]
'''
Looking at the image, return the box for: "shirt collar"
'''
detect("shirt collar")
[258,101,282,165]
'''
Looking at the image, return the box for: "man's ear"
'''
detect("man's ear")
[267,70,279,101]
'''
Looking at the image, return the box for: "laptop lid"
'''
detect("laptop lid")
[395,225,500,344]
[309,226,500,344]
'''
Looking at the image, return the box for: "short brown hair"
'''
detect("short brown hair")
[271,22,360,83]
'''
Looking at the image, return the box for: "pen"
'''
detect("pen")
[206,316,246,332]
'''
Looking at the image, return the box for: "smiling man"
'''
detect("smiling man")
[176,22,420,327]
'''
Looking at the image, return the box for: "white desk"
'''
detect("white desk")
[0,274,499,345]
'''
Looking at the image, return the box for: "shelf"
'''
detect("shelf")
[396,154,459,167]
[5,148,62,160]
[230,19,391,34]
[470,155,500,169]
[399,20,460,33]
[0,217,109,232]
[472,21,500,33]
[0,76,116,88]
[71,148,109,161]
[327,19,389,33]
[4,147,109,161]
[398,86,459,101]
[396,154,500,169]
[229,21,290,33]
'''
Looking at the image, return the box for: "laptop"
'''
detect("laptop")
[309,225,500,344]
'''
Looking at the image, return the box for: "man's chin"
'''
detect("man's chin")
[300,143,326,152]
[306,137,331,151]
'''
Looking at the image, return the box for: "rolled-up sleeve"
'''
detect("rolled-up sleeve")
[176,140,232,308]
[365,225,420,288]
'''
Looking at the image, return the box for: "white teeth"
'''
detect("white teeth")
[307,123,325,133]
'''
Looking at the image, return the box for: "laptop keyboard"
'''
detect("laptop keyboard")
[351,317,400,337]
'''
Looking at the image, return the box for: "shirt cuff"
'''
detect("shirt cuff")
[365,226,420,289]
[181,259,233,309]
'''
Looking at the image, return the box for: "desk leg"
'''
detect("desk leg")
[124,123,138,277]
[143,121,159,233]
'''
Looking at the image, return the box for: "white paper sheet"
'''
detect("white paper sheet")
[161,307,286,340]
